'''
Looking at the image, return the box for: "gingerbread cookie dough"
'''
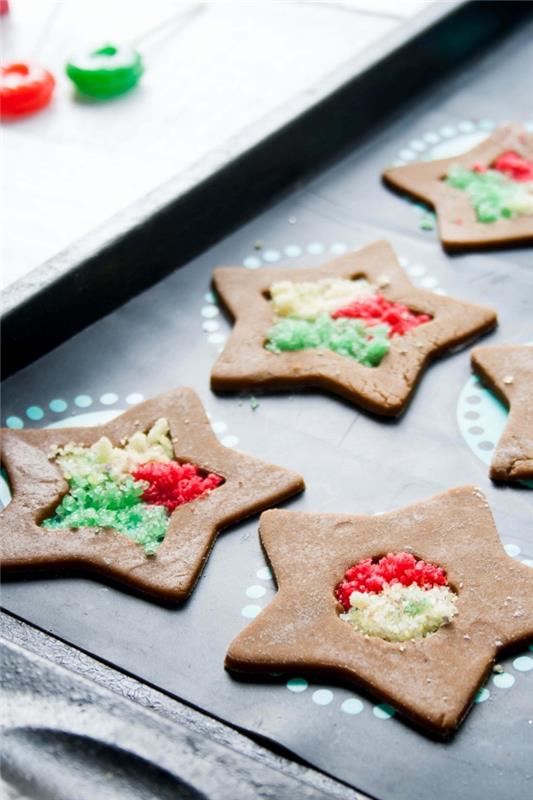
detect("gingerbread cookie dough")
[383,124,533,250]
[225,486,533,737]
[210,240,497,416]
[0,388,304,601]
[471,344,533,482]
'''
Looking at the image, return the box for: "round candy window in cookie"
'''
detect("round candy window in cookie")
[335,553,457,642]
[264,277,431,367]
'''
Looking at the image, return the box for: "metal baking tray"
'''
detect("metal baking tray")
[2,3,532,800]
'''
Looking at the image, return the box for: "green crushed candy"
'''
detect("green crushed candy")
[42,474,168,555]
[403,600,427,617]
[265,314,390,367]
[446,164,533,223]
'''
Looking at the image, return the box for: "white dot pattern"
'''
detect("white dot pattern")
[312,689,334,706]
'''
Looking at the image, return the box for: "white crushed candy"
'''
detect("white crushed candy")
[342,583,457,642]
[53,418,174,482]
[269,277,375,320]
[503,375,514,385]
[493,664,504,674]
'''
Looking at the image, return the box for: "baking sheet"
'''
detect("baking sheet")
[2,18,533,800]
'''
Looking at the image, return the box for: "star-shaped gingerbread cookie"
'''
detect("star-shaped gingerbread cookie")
[0,388,304,601]
[211,240,496,416]
[471,344,533,482]
[226,486,533,737]
[383,124,533,250]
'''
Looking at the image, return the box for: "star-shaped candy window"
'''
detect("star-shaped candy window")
[472,344,533,482]
[211,240,497,416]
[0,388,304,601]
[383,124,533,250]
[226,486,533,737]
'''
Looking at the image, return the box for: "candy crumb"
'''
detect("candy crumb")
[503,375,514,385]
[250,395,260,411]
[419,212,436,231]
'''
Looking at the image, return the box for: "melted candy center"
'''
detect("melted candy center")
[335,553,457,642]
[41,419,222,555]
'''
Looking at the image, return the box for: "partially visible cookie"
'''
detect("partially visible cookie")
[471,344,533,482]
[0,388,304,601]
[383,124,533,250]
[225,486,533,737]
[211,240,497,416]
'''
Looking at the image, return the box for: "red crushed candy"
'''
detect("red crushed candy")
[132,461,223,512]
[331,294,432,337]
[492,150,533,182]
[335,552,447,610]
[472,162,487,173]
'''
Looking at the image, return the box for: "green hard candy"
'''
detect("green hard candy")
[66,44,144,99]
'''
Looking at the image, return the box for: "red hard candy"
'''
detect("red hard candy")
[1,62,55,118]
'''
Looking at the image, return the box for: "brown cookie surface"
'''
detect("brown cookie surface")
[0,388,304,601]
[211,240,496,416]
[225,486,533,737]
[383,124,533,250]
[471,344,533,481]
